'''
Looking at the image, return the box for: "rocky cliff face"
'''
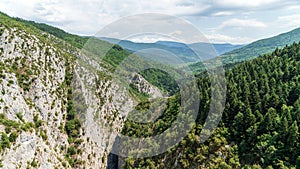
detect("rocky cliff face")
[0,17,162,169]
[130,73,163,98]
[0,25,69,169]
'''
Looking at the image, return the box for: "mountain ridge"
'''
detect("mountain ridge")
[221,27,300,63]
[189,27,300,73]
[100,37,244,63]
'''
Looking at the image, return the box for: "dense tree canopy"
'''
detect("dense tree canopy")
[122,42,300,168]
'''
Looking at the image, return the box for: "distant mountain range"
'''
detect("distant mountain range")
[221,27,300,64]
[13,10,300,70]
[100,37,244,63]
[189,27,300,73]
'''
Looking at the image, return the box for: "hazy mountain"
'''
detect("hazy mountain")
[100,37,244,63]
[190,27,300,73]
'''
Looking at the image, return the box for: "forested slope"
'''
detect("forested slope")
[123,42,300,169]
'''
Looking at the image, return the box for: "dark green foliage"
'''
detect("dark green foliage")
[102,44,131,70]
[33,114,42,128]
[21,122,34,132]
[8,131,18,143]
[31,158,38,167]
[16,112,24,122]
[221,42,300,167]
[0,117,21,130]
[65,118,81,138]
[140,68,179,95]
[122,95,181,138]
[296,156,300,168]
[63,58,83,167]
[67,146,77,156]
[0,132,11,150]
[123,42,300,168]
[7,79,13,85]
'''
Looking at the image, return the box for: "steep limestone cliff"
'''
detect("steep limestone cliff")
[0,14,163,169]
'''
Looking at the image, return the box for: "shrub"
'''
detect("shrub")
[33,114,42,128]
[16,112,24,122]
[1,132,11,149]
[8,131,18,142]
[5,126,11,134]
[8,79,14,85]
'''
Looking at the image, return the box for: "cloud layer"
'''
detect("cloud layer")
[219,19,267,29]
[1,0,300,44]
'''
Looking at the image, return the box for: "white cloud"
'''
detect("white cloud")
[284,5,300,10]
[211,11,234,17]
[0,0,211,35]
[0,0,41,19]
[277,14,300,28]
[100,0,210,16]
[0,0,112,35]
[1,0,300,44]
[219,18,267,29]
[207,0,300,17]
[212,0,280,8]
[205,33,255,44]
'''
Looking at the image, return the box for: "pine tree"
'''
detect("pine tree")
[245,108,256,128]
[233,112,244,140]
[260,107,278,133]
[287,121,299,148]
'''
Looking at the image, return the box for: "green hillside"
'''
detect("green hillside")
[15,18,89,49]
[190,27,300,74]
[222,27,300,64]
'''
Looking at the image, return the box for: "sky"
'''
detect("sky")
[1,0,300,44]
